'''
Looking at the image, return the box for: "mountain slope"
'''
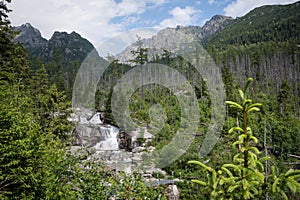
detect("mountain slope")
[44,31,94,64]
[116,14,232,63]
[14,23,47,51]
[204,1,300,48]
[202,1,300,116]
[176,14,233,41]
[13,23,96,98]
[12,1,300,102]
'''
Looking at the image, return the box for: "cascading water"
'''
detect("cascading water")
[93,125,119,151]
[72,111,119,150]
[89,113,102,124]
[72,109,163,175]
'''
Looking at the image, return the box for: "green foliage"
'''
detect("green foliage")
[204,2,300,49]
[188,78,300,199]
[18,28,96,100]
[30,65,72,140]
[2,1,299,198]
[103,86,116,125]
[0,34,73,200]
[0,4,168,198]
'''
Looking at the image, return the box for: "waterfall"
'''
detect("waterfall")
[72,108,164,175]
[89,112,102,124]
[93,125,119,150]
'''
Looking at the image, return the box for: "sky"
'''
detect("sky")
[8,0,298,48]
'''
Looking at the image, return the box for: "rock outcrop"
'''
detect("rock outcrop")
[13,24,98,97]
[115,14,233,63]
[70,108,162,176]
[70,108,181,198]
[14,23,47,49]
[167,185,180,200]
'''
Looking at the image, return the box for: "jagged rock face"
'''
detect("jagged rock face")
[167,15,233,41]
[45,31,94,63]
[73,124,103,147]
[14,23,47,49]
[13,23,98,97]
[116,15,232,63]
[201,15,233,36]
[13,24,94,60]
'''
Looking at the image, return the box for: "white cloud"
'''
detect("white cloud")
[116,0,146,15]
[148,0,167,6]
[8,0,167,46]
[208,0,215,5]
[159,6,197,28]
[224,0,298,18]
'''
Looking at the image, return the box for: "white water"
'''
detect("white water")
[89,112,102,124]
[79,116,89,124]
[93,125,119,150]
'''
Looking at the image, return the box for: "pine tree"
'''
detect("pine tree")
[188,78,300,199]
[0,2,73,197]
[129,37,148,101]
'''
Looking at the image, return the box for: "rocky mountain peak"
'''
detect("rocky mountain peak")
[170,15,233,41]
[15,23,41,36]
[116,15,233,62]
[13,24,97,96]
[202,14,233,36]
[14,24,95,63]
[13,23,47,48]
[51,31,73,42]
[49,31,92,49]
[51,31,82,40]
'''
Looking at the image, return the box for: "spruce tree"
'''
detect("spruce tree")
[188,78,300,199]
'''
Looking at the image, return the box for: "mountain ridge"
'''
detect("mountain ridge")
[12,1,300,100]
[13,23,96,98]
[13,24,94,61]
[14,23,47,50]
[115,14,232,63]
[204,1,300,47]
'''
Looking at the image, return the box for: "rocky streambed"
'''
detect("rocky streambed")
[69,107,166,177]
[69,107,181,199]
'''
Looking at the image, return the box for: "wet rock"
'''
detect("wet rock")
[73,124,102,147]
[117,131,132,151]
[148,146,156,152]
[131,152,143,163]
[167,185,180,200]
[71,108,168,179]
[132,147,145,153]
[89,113,102,124]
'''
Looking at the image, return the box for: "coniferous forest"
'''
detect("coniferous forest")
[1,0,300,199]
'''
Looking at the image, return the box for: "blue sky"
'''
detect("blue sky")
[9,0,298,47]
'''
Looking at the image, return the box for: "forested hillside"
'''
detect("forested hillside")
[203,2,300,117]
[94,2,300,199]
[204,2,300,46]
[188,2,300,198]
[200,2,300,169]
[0,1,167,199]
[13,23,96,98]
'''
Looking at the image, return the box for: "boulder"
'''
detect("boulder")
[117,130,132,151]
[167,185,180,200]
